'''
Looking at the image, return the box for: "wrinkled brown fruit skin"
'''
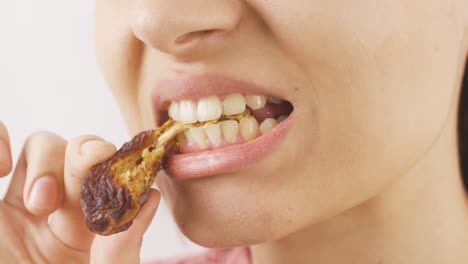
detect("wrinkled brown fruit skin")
[80,130,155,236]
[80,116,246,235]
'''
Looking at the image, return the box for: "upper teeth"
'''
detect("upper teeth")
[245,95,267,110]
[223,93,246,116]
[178,100,198,124]
[168,93,287,150]
[268,96,283,104]
[197,96,222,122]
[168,93,268,123]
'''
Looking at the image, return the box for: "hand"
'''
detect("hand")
[0,123,160,264]
[0,122,12,176]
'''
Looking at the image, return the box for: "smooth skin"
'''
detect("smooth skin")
[0,122,159,263]
[2,1,468,264]
[94,0,468,263]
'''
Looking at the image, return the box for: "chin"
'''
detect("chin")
[157,172,292,248]
[172,202,280,248]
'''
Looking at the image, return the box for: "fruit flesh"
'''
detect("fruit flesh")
[81,111,252,235]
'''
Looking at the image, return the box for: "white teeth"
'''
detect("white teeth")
[204,123,222,147]
[223,93,246,115]
[277,115,288,123]
[168,102,180,121]
[245,95,267,110]
[220,120,239,143]
[171,94,291,149]
[197,96,222,122]
[187,127,209,149]
[259,118,278,135]
[184,129,195,142]
[179,100,198,124]
[268,97,283,104]
[171,93,288,149]
[239,117,259,142]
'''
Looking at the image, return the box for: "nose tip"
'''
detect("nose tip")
[131,0,243,58]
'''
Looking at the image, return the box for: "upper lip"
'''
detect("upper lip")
[151,74,287,126]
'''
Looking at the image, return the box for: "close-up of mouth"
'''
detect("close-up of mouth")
[153,75,294,179]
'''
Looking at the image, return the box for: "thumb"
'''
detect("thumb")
[90,189,161,264]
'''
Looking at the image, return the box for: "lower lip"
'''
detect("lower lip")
[164,115,294,179]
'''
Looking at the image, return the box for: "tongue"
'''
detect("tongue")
[251,101,293,123]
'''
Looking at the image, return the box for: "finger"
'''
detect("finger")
[90,190,160,264]
[49,135,116,251]
[4,132,66,216]
[0,122,12,176]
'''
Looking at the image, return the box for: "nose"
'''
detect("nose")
[131,0,243,58]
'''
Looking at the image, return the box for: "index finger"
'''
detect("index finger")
[0,122,13,176]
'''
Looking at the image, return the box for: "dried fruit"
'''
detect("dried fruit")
[80,111,251,235]
[80,120,185,235]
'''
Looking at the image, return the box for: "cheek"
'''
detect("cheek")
[247,0,460,221]
[94,0,144,133]
[256,1,457,171]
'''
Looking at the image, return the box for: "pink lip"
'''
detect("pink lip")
[151,74,294,179]
[165,115,293,179]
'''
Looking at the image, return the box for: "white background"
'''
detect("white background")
[0,0,202,260]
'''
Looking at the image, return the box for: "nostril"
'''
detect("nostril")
[174,29,218,45]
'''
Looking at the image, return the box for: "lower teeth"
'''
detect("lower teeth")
[174,110,287,151]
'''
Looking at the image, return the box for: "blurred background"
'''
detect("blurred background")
[0,0,202,260]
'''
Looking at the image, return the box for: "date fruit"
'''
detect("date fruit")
[80,120,185,235]
[80,111,251,236]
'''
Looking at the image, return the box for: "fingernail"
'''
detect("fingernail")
[28,176,58,211]
[80,139,108,155]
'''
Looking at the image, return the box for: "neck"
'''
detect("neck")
[251,109,468,264]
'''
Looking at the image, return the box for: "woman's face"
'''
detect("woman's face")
[95,1,468,247]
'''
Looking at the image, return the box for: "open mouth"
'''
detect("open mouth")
[153,75,295,179]
[163,93,293,154]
